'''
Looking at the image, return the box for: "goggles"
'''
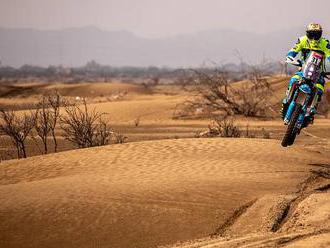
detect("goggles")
[306,30,322,40]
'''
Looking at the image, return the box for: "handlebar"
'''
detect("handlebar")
[285,57,302,67]
[286,57,330,78]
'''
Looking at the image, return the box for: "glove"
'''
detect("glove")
[285,56,295,63]
[286,56,302,67]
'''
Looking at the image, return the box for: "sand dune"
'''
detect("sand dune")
[0,81,144,98]
[0,81,147,110]
[45,82,145,97]
[1,76,330,247]
[170,192,330,248]
[1,138,329,248]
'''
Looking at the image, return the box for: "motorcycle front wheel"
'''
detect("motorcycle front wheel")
[281,104,302,147]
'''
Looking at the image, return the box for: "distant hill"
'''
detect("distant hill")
[0,26,306,67]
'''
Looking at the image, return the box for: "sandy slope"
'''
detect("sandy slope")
[0,81,143,98]
[0,138,328,248]
[0,81,146,110]
[1,76,330,247]
[170,192,330,248]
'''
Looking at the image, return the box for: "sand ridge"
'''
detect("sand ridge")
[1,76,330,247]
[1,138,328,248]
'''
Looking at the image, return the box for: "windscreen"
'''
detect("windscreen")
[302,51,323,82]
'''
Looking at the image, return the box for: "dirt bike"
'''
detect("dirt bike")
[281,51,330,147]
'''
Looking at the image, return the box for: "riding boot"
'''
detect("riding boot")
[303,104,318,128]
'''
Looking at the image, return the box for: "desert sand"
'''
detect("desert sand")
[1,137,329,248]
[1,77,330,247]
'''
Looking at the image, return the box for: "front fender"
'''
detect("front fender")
[295,90,308,106]
[299,84,312,94]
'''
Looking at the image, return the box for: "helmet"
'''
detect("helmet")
[306,23,322,40]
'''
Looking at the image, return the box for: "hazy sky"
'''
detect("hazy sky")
[1,0,330,38]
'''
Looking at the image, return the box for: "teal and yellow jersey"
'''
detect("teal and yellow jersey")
[287,35,330,66]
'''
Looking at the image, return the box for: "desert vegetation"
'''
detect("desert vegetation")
[32,93,61,154]
[1,64,329,161]
[1,65,330,248]
[2,3,330,247]
[196,117,241,138]
[174,67,273,119]
[60,99,113,148]
[0,92,124,159]
[0,64,329,160]
[0,109,35,158]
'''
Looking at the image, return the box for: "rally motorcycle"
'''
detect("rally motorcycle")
[281,51,330,147]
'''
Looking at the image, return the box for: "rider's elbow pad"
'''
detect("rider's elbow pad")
[287,51,298,58]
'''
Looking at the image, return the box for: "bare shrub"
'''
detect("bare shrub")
[113,133,128,144]
[34,97,52,154]
[214,117,241,137]
[47,92,61,152]
[175,68,273,119]
[197,117,240,138]
[0,109,35,158]
[60,99,113,148]
[32,92,61,154]
[92,117,113,146]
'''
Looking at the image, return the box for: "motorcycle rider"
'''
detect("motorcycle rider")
[282,23,330,122]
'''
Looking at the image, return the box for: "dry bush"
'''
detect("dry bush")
[0,109,35,158]
[174,68,273,119]
[47,92,61,152]
[60,99,113,148]
[33,98,52,154]
[92,118,113,146]
[213,117,241,137]
[113,133,128,144]
[32,92,61,154]
[197,117,241,138]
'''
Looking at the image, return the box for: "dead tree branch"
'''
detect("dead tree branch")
[0,109,35,158]
[60,99,113,148]
[174,68,273,118]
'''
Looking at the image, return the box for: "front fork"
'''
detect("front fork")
[309,92,319,113]
[284,100,296,124]
[283,84,298,124]
[286,83,297,103]
[285,90,315,127]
